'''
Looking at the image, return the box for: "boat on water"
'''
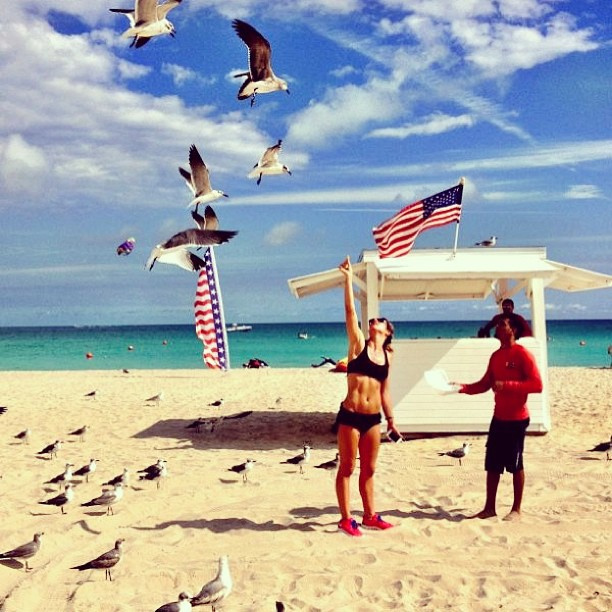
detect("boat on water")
[297,330,309,339]
[226,323,253,333]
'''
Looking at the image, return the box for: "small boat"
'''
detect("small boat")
[226,323,253,333]
[297,330,309,340]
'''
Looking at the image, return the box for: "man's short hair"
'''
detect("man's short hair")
[501,298,514,308]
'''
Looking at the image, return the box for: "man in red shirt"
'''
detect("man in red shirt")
[459,315,542,521]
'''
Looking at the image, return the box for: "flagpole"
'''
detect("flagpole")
[208,246,231,370]
[451,177,465,258]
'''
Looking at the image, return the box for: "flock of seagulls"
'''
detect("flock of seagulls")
[105,4,294,269]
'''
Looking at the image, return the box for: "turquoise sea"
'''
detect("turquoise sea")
[0,320,610,371]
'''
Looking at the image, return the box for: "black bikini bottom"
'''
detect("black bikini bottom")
[335,405,381,435]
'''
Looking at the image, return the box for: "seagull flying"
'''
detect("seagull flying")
[71,538,125,581]
[145,228,237,272]
[228,459,256,483]
[281,444,312,474]
[232,19,289,106]
[191,204,219,231]
[191,555,232,609]
[37,439,63,459]
[248,139,292,185]
[474,236,497,247]
[588,435,612,460]
[110,0,182,48]
[156,592,192,612]
[0,532,44,571]
[39,482,74,514]
[180,144,229,208]
[81,483,124,516]
[438,442,471,466]
[74,458,99,483]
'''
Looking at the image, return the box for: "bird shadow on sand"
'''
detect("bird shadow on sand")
[388,502,471,522]
[133,516,325,534]
[132,411,339,451]
[73,519,103,535]
[0,558,25,571]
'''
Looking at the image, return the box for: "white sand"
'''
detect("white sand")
[0,367,610,611]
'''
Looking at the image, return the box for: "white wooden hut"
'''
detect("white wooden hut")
[288,247,612,434]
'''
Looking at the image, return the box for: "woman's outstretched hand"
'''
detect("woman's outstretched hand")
[339,255,352,278]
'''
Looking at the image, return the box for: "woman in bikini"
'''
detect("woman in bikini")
[336,256,401,537]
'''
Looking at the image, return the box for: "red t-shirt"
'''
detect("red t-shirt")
[460,343,543,421]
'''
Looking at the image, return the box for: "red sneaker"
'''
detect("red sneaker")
[338,517,363,537]
[362,514,393,530]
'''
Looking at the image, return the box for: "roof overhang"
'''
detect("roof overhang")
[288,247,612,302]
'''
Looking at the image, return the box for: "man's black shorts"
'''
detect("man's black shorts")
[485,417,530,474]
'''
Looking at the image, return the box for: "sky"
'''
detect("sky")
[0,0,611,327]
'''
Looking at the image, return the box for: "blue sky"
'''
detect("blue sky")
[0,0,610,326]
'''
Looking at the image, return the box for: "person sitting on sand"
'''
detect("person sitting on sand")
[334,256,401,537]
[242,357,269,369]
[478,298,532,339]
[456,315,542,521]
[311,356,337,368]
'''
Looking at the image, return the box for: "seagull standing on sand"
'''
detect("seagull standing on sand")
[81,483,124,516]
[37,439,63,459]
[69,425,89,442]
[145,391,164,405]
[155,591,192,612]
[315,453,339,471]
[588,435,612,460]
[228,458,256,483]
[44,463,74,490]
[248,139,292,185]
[0,532,44,571]
[71,538,125,581]
[104,468,130,488]
[110,0,182,48]
[232,19,289,106]
[282,444,312,474]
[39,483,74,514]
[145,228,237,272]
[191,555,232,610]
[438,442,471,466]
[138,459,168,488]
[180,144,229,208]
[74,458,99,483]
[208,398,224,408]
[84,390,98,400]
[474,236,497,247]
[14,428,31,444]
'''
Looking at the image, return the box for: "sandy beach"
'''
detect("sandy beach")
[0,367,610,611]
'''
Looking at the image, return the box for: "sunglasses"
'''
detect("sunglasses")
[368,317,388,326]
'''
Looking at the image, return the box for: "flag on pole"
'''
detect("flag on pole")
[372,182,464,258]
[194,247,230,370]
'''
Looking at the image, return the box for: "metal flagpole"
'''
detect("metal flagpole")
[451,177,465,258]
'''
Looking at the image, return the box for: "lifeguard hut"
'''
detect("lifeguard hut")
[288,247,612,434]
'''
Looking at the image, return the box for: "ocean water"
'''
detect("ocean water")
[0,320,610,371]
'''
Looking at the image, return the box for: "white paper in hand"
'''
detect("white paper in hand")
[424,368,460,394]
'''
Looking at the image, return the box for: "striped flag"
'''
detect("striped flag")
[194,247,230,370]
[372,182,463,258]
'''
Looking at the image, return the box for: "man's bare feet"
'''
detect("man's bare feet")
[502,510,521,522]
[469,509,497,519]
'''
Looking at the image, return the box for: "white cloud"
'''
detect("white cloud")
[264,221,301,245]
[564,184,602,199]
[330,65,359,78]
[0,134,48,195]
[367,112,474,139]
[162,63,217,87]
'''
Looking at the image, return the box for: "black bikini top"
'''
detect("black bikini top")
[346,345,389,382]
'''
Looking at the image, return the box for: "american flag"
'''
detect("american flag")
[194,247,230,370]
[372,183,463,258]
